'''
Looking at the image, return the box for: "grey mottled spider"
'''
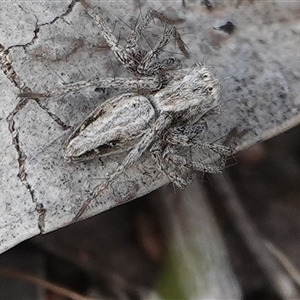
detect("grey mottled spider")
[30,1,230,220]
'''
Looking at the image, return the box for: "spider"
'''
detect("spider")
[30,0,230,220]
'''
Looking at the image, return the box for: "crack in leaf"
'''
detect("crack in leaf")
[0,42,73,233]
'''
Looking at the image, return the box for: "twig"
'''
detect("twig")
[0,266,96,300]
[266,241,300,289]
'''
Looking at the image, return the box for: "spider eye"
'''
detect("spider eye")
[206,86,214,94]
[201,73,211,81]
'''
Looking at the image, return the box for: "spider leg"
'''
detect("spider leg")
[126,9,189,75]
[135,10,190,75]
[126,9,188,55]
[74,129,156,221]
[150,140,196,188]
[137,25,182,75]
[126,10,155,51]
[163,144,225,174]
[204,105,222,117]
[81,0,142,72]
[81,1,187,76]
[165,123,231,157]
[159,122,230,177]
[81,0,120,51]
[152,10,189,58]
[74,113,173,221]
[32,76,164,99]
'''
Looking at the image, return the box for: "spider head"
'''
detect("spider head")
[154,63,221,120]
[189,63,220,97]
[179,63,221,107]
